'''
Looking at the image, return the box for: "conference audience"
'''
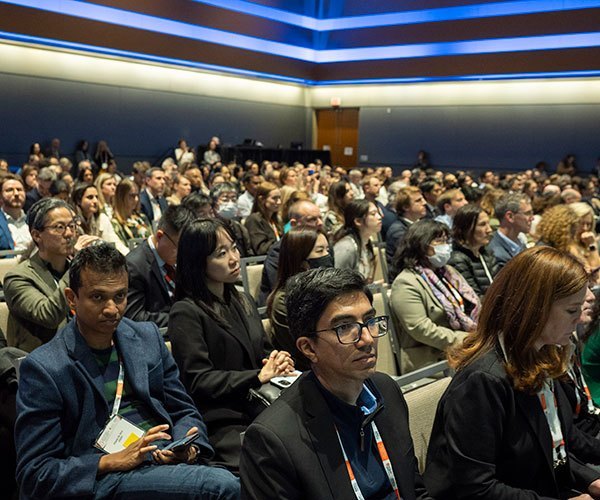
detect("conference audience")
[24,166,55,212]
[323,179,353,238]
[425,247,600,499]
[94,172,117,219]
[166,173,192,205]
[125,205,195,327]
[333,199,382,283]
[258,199,324,305]
[140,167,168,225]
[487,192,533,269]
[0,174,31,252]
[4,198,97,351]
[266,228,332,371]
[70,183,127,255]
[448,204,498,297]
[244,182,282,255]
[434,187,468,229]
[111,178,152,248]
[168,218,294,472]
[390,220,479,374]
[15,243,240,500]
[237,172,261,218]
[240,267,431,499]
[385,186,427,273]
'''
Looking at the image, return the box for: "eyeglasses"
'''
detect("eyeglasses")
[162,231,178,247]
[44,217,81,234]
[310,315,389,344]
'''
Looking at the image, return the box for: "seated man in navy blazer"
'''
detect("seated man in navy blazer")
[125,204,195,327]
[240,268,431,500]
[140,167,168,226]
[487,193,533,270]
[15,243,239,500]
[0,173,31,252]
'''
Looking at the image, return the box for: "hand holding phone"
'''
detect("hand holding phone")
[162,431,199,452]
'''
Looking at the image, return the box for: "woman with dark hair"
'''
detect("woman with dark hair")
[21,165,39,192]
[110,178,152,247]
[76,164,94,184]
[333,199,381,283]
[267,228,332,371]
[390,219,480,373]
[449,204,498,297]
[168,218,294,472]
[244,182,282,255]
[71,183,128,255]
[203,139,221,166]
[323,179,354,238]
[426,247,600,499]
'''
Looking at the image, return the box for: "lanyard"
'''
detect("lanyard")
[478,254,494,285]
[538,381,567,469]
[335,422,401,500]
[110,358,125,418]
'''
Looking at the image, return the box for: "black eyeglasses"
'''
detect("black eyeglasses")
[43,217,81,234]
[310,315,389,344]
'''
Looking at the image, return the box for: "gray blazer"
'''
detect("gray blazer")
[390,268,468,374]
[4,252,70,352]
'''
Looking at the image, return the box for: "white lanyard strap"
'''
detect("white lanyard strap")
[110,359,125,418]
[335,422,401,500]
[478,253,494,284]
[538,381,567,469]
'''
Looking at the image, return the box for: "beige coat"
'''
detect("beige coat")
[4,252,70,352]
[390,267,468,374]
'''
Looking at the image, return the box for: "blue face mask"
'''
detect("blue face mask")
[217,201,237,219]
[307,254,334,269]
[428,243,452,269]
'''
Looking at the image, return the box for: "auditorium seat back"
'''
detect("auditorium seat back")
[404,377,452,472]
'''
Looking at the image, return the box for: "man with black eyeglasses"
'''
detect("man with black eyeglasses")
[4,198,98,351]
[240,267,431,500]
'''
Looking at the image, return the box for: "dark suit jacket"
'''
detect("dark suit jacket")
[139,189,168,224]
[386,217,412,276]
[23,189,42,213]
[487,230,523,270]
[15,318,212,500]
[425,348,600,499]
[0,209,15,251]
[244,213,279,256]
[4,253,70,351]
[240,372,431,500]
[259,239,281,306]
[125,240,172,327]
[168,294,271,469]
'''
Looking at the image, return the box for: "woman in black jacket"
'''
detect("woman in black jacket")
[449,204,498,297]
[168,218,294,472]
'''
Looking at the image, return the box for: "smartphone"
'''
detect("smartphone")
[271,375,300,390]
[163,431,199,452]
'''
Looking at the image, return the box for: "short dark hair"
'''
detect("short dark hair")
[392,219,450,274]
[285,267,372,340]
[146,167,165,179]
[181,192,212,217]
[69,242,127,294]
[0,173,24,192]
[419,177,440,195]
[27,198,73,233]
[157,204,195,234]
[242,171,259,184]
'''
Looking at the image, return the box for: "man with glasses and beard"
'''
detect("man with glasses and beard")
[240,267,431,500]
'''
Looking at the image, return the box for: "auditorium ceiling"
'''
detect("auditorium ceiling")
[0,0,598,84]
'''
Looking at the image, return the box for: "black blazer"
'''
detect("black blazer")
[240,372,431,500]
[168,294,271,469]
[139,189,168,224]
[124,240,171,327]
[425,349,600,499]
[244,213,279,256]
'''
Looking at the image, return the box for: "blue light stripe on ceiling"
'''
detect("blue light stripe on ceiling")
[0,0,315,61]
[2,0,599,63]
[0,31,310,84]
[193,0,600,30]
[3,31,599,86]
[316,32,600,63]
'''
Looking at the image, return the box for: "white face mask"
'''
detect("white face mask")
[217,201,238,219]
[428,243,452,269]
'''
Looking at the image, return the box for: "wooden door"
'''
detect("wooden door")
[316,108,359,169]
